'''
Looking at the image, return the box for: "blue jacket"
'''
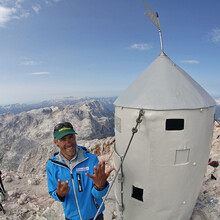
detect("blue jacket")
[47,146,109,220]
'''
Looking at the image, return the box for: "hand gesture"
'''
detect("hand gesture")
[85,161,114,187]
[57,179,70,197]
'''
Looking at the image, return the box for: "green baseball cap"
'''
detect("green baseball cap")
[54,122,77,140]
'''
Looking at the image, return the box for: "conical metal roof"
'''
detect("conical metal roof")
[114,53,216,110]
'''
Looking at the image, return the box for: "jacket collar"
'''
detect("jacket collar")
[52,145,88,165]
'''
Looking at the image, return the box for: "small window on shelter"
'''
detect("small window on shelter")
[132,185,144,202]
[166,119,184,131]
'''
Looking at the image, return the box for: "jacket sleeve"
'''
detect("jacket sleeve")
[91,181,109,199]
[46,161,64,202]
[91,156,110,199]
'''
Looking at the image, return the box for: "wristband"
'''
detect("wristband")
[95,182,107,191]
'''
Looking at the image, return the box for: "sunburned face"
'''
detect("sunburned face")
[54,134,77,161]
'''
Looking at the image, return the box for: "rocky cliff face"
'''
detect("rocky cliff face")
[0,99,114,171]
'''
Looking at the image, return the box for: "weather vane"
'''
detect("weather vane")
[142,0,164,53]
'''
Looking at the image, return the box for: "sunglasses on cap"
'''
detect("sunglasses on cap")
[54,122,77,139]
[54,122,74,132]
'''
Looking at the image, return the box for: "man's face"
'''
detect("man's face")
[54,134,77,161]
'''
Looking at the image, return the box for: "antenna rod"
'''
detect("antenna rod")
[156,12,164,53]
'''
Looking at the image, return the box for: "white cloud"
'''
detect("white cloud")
[181,60,200,64]
[31,72,50,75]
[15,0,24,8]
[18,11,29,18]
[0,6,17,27]
[209,28,220,43]
[0,0,62,27]
[20,57,40,66]
[0,0,31,27]
[21,60,38,66]
[16,0,24,3]
[44,0,60,5]
[44,0,53,6]
[32,4,41,14]
[129,43,152,51]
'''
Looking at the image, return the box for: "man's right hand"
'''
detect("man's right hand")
[57,179,70,197]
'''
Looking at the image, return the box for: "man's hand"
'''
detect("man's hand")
[57,179,70,197]
[85,161,114,188]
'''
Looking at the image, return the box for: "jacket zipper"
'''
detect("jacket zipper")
[92,196,99,209]
[71,172,83,220]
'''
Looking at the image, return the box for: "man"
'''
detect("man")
[47,122,114,220]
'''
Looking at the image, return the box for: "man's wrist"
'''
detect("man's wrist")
[56,192,65,202]
[95,182,108,191]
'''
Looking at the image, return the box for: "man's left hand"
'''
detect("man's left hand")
[85,161,114,187]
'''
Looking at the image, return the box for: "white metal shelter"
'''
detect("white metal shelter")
[114,52,216,220]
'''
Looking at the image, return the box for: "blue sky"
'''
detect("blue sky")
[0,0,219,105]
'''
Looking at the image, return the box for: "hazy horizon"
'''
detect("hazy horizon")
[0,94,219,107]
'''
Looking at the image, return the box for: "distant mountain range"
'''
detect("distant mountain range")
[0,96,219,119]
[0,98,115,171]
[0,96,116,114]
